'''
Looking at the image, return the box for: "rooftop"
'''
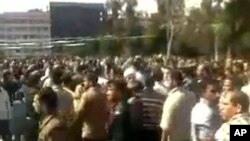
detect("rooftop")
[50,2,105,9]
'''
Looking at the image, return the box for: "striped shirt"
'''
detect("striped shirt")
[141,88,165,130]
[215,113,250,141]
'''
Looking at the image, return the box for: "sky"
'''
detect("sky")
[0,0,158,13]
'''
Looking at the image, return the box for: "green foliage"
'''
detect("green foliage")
[211,1,248,58]
[241,32,250,47]
[75,0,250,57]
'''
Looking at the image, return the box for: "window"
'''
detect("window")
[7,28,12,32]
[23,35,28,39]
[43,27,49,31]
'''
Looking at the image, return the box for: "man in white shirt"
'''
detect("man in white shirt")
[191,80,221,141]
[241,70,250,112]
[160,70,196,141]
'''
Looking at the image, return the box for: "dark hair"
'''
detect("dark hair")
[27,70,41,87]
[61,73,72,85]
[234,63,244,72]
[199,79,217,93]
[51,66,63,85]
[203,65,211,76]
[108,79,132,99]
[75,65,83,73]
[39,87,58,114]
[128,80,144,93]
[169,69,183,86]
[2,69,11,80]
[83,72,98,85]
[225,67,233,74]
[14,91,24,101]
[107,80,128,93]
[152,69,163,81]
[145,76,154,88]
[229,91,249,113]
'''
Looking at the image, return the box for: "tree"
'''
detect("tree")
[171,0,225,58]
[123,0,143,55]
[106,0,125,35]
[105,0,143,56]
[213,0,250,58]
[156,0,185,59]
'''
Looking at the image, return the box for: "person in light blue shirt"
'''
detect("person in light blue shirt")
[191,80,221,141]
[10,91,27,141]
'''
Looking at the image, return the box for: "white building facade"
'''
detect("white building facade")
[0,10,51,56]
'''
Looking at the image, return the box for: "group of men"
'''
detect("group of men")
[0,55,249,141]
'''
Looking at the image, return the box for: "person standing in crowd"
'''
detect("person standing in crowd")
[41,62,53,88]
[215,90,250,141]
[224,68,233,79]
[196,65,211,84]
[223,78,234,91]
[72,66,84,90]
[160,67,172,97]
[1,69,20,105]
[25,70,42,141]
[191,80,221,141]
[106,80,131,141]
[221,78,235,96]
[241,69,250,112]
[152,69,168,97]
[141,77,165,141]
[182,67,197,93]
[232,62,246,89]
[77,72,109,141]
[10,91,27,141]
[75,74,88,110]
[61,73,77,111]
[50,65,74,122]
[127,80,144,141]
[160,70,196,141]
[38,87,68,141]
[0,86,12,141]
[195,64,212,98]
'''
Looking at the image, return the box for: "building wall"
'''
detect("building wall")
[0,47,51,57]
[0,10,51,44]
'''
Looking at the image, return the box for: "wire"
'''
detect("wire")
[0,34,157,47]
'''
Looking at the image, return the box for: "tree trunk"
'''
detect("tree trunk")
[166,21,174,60]
[214,35,219,62]
[225,45,232,68]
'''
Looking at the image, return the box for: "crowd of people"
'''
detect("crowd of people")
[0,55,250,141]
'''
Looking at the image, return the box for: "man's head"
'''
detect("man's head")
[38,87,58,115]
[2,69,13,81]
[27,70,41,87]
[144,76,154,89]
[61,73,73,88]
[223,78,234,92]
[83,72,98,89]
[161,67,170,81]
[196,64,210,79]
[233,63,244,74]
[51,66,63,85]
[161,67,171,88]
[169,69,183,90]
[224,67,233,77]
[123,67,137,84]
[106,80,127,102]
[200,80,219,103]
[219,90,249,121]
